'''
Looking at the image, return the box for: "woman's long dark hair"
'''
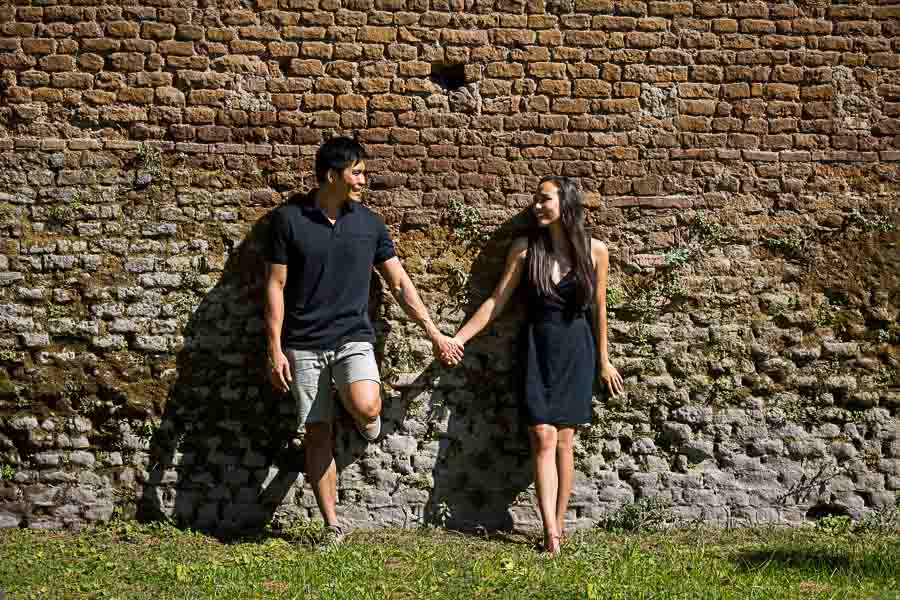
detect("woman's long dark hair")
[527,176,595,308]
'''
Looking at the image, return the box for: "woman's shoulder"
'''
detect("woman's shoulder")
[589,238,608,257]
[509,236,529,259]
[589,238,608,267]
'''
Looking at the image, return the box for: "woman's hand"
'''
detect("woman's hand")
[432,333,464,367]
[446,337,466,367]
[599,361,624,396]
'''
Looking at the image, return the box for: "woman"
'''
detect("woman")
[448,176,624,555]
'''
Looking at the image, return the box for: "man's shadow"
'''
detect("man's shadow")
[137,211,376,537]
[394,210,542,532]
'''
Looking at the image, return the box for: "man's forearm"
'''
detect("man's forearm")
[265,284,285,356]
[391,278,440,339]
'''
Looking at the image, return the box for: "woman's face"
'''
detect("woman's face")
[533,181,561,227]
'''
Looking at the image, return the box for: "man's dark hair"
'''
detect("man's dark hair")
[315,137,364,183]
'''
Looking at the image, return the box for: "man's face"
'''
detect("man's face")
[333,160,366,199]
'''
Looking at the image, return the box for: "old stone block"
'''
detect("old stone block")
[38,54,75,72]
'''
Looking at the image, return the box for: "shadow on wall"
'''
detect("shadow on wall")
[414,209,539,532]
[138,213,305,536]
[138,206,559,535]
[138,208,391,536]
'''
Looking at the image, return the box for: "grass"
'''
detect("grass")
[1,521,899,599]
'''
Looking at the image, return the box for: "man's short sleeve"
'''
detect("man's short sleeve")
[266,208,291,264]
[373,217,396,265]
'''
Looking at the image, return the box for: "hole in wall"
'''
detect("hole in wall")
[805,503,850,521]
[430,63,466,91]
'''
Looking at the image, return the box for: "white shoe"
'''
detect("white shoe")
[356,415,381,442]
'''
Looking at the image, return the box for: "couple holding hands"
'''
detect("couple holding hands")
[265,137,624,553]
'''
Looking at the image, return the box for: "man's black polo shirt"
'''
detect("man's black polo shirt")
[266,191,396,351]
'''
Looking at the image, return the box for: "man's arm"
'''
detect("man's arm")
[375,257,463,364]
[265,262,291,392]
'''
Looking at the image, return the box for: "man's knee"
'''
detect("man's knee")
[357,393,381,420]
[342,381,382,420]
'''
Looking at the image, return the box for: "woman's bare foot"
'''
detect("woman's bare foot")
[543,532,561,556]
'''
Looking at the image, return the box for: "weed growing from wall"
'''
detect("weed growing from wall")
[134,143,163,188]
[764,236,805,259]
[47,188,88,224]
[693,211,726,243]
[847,210,897,233]
[446,198,492,246]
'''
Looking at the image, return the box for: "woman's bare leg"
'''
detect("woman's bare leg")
[555,427,576,539]
[529,424,561,553]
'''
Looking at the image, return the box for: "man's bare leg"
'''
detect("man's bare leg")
[304,422,338,527]
[337,380,382,430]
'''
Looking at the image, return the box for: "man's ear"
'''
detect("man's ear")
[326,169,334,184]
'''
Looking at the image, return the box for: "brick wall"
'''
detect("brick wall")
[0,0,898,532]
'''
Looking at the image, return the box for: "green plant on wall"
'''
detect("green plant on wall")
[446,198,492,246]
[662,248,691,268]
[763,236,805,259]
[847,210,896,233]
[133,142,165,191]
[605,284,624,310]
[628,271,687,321]
[48,188,88,224]
[128,419,159,447]
[440,262,472,313]
[400,472,433,490]
[380,336,417,386]
[813,294,858,335]
[692,211,726,243]
[135,143,163,179]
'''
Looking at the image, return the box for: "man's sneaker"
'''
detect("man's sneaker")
[318,524,346,550]
[355,414,381,442]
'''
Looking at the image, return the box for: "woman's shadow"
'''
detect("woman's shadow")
[402,209,543,532]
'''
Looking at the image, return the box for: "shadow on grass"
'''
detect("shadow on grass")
[732,538,899,580]
[734,547,853,571]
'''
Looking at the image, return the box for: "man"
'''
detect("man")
[264,137,463,545]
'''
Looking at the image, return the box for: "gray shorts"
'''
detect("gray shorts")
[285,341,380,426]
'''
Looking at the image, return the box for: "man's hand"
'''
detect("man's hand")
[269,350,292,393]
[432,333,464,367]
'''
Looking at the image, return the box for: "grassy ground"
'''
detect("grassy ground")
[1,520,898,599]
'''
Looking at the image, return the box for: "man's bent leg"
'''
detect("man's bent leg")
[337,380,381,425]
[304,423,339,527]
[333,342,382,440]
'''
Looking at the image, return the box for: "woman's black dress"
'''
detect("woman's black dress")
[519,267,596,426]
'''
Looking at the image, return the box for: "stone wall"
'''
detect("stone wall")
[0,0,898,533]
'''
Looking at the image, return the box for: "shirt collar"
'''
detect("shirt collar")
[296,190,356,216]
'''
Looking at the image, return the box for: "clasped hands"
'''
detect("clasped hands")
[432,333,464,367]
